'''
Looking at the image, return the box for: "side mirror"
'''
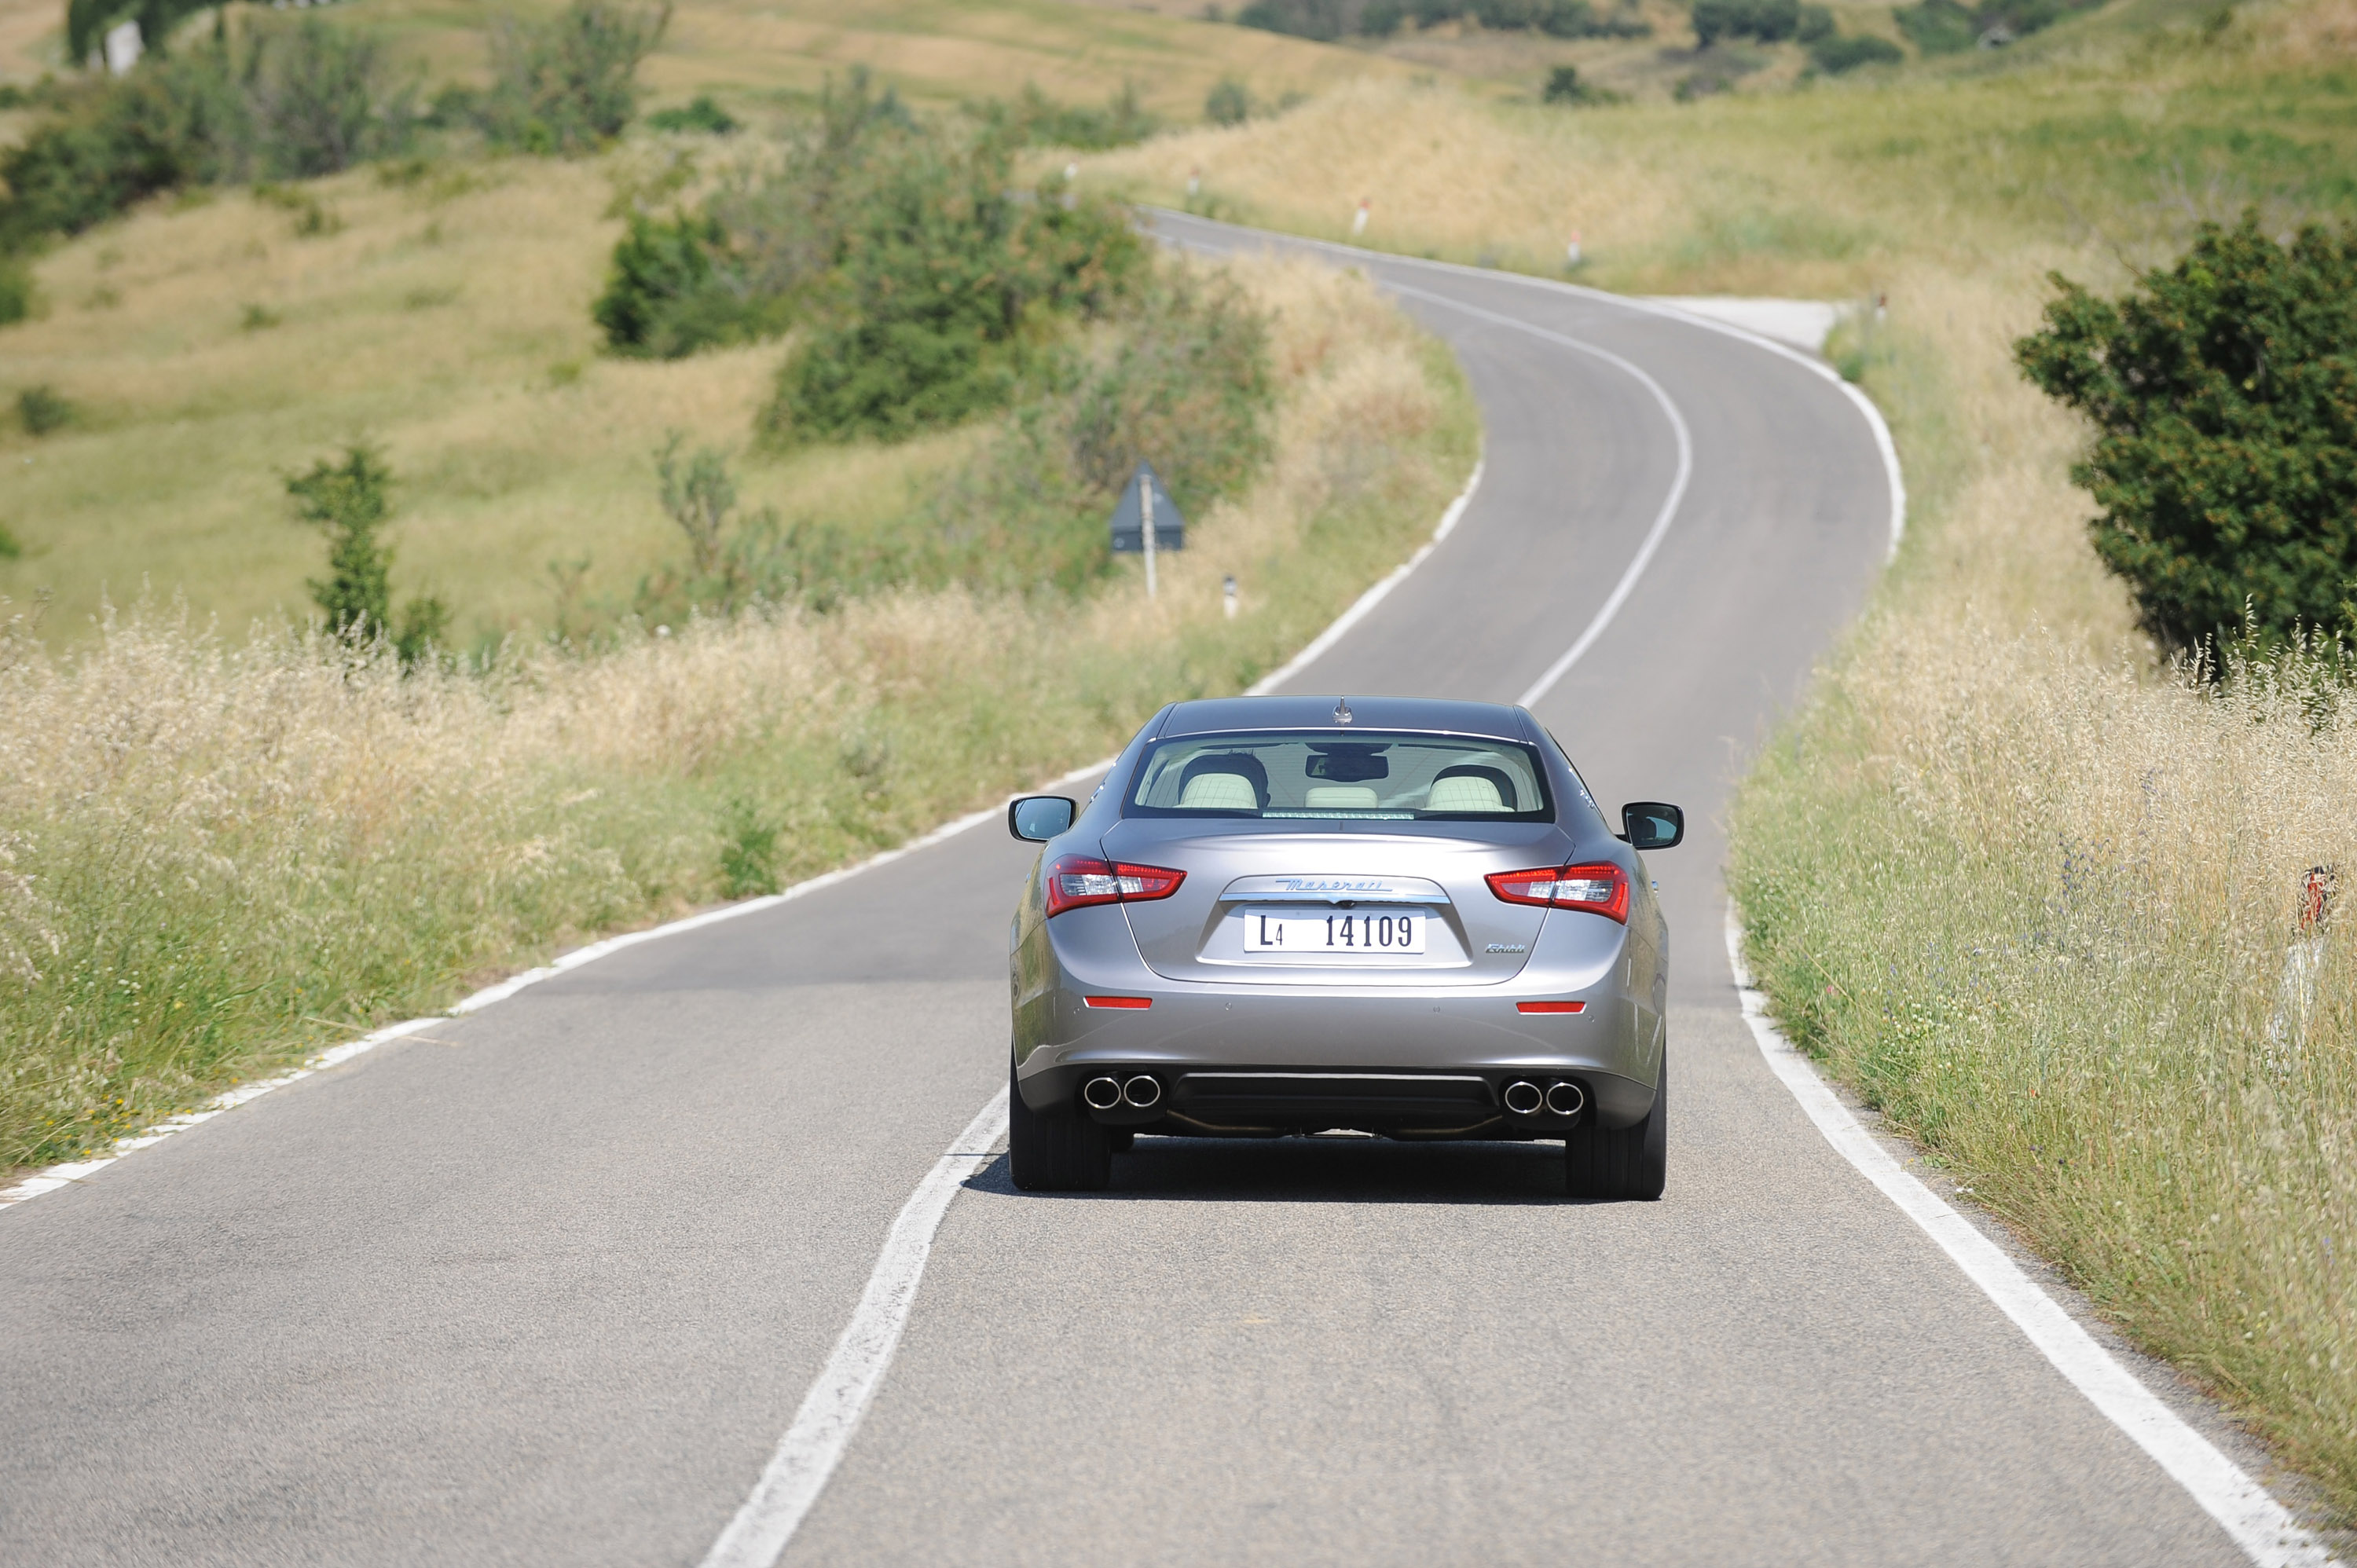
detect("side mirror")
[1008,795,1077,842]
[1621,801,1684,851]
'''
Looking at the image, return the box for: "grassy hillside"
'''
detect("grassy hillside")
[0,0,1428,112]
[0,0,1446,648]
[0,153,980,644]
[0,248,1479,1176]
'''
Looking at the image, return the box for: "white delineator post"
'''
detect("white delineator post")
[1352,199,1369,237]
[1141,468,1157,600]
[1223,573,1237,619]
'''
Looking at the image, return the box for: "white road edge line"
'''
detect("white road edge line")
[1376,283,1695,709]
[699,1087,1012,1568]
[1724,906,2336,1568]
[1149,207,1906,562]
[687,439,1490,1568]
[1245,452,1483,696]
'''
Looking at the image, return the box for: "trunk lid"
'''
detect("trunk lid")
[1101,819,1563,987]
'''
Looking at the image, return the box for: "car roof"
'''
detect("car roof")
[1153,695,1533,742]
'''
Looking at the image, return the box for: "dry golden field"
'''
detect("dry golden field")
[0,247,1479,1178]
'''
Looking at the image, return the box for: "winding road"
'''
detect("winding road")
[0,213,2305,1566]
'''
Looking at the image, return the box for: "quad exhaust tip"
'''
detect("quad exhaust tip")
[1123,1075,1163,1109]
[1083,1076,1123,1111]
[1504,1079,1585,1118]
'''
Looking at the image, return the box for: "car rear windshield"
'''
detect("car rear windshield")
[1123,731,1553,822]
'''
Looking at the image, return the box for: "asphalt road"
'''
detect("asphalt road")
[0,214,2262,1566]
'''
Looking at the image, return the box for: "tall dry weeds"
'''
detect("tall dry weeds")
[0,252,1475,1176]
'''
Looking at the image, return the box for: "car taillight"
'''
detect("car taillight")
[1043,855,1186,918]
[1486,862,1629,923]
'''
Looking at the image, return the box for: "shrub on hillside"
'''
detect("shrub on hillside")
[1387,0,1648,32]
[1809,32,1903,70]
[593,210,793,358]
[287,444,449,662]
[0,20,408,247]
[972,82,1160,152]
[247,20,413,179]
[1236,0,1351,38]
[762,143,1144,441]
[645,93,737,134]
[1205,78,1255,126]
[1692,0,1801,46]
[1893,0,2091,49]
[0,257,36,326]
[2015,214,2357,655]
[1893,0,1977,49]
[479,0,669,155]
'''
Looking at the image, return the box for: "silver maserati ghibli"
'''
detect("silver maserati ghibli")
[1004,694,1681,1199]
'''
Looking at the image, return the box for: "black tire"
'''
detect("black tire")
[1008,1057,1113,1192]
[1565,1051,1666,1200]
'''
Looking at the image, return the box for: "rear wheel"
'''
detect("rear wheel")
[1565,1052,1666,1200]
[1008,1057,1113,1192]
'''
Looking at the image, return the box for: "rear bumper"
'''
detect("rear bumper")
[1013,910,1661,1131]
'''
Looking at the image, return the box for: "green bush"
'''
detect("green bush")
[481,0,669,155]
[1361,0,1406,33]
[592,70,914,361]
[19,385,73,434]
[1692,0,1801,45]
[1809,32,1903,69]
[592,211,788,358]
[287,444,448,661]
[0,20,407,247]
[1797,2,1835,39]
[1541,64,1624,102]
[1236,0,1348,39]
[645,93,737,134]
[0,521,20,559]
[247,18,411,179]
[758,120,1145,442]
[2015,213,2357,654]
[0,258,34,326]
[1894,0,1978,49]
[973,82,1159,152]
[1205,78,1255,126]
[64,0,211,64]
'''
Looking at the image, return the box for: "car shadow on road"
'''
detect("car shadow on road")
[966,1135,1620,1205]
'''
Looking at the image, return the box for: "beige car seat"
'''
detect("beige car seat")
[1302,785,1380,808]
[1180,771,1261,810]
[1425,774,1506,811]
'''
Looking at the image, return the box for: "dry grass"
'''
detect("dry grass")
[0,154,973,646]
[0,248,1479,1176]
[0,0,1427,115]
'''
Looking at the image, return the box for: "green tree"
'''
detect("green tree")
[1204,78,1254,126]
[2015,214,2357,654]
[287,445,447,661]
[482,0,669,155]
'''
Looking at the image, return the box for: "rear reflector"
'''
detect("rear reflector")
[1084,995,1153,1009]
[1516,1000,1587,1014]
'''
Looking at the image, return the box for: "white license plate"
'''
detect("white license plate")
[1241,908,1426,955]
